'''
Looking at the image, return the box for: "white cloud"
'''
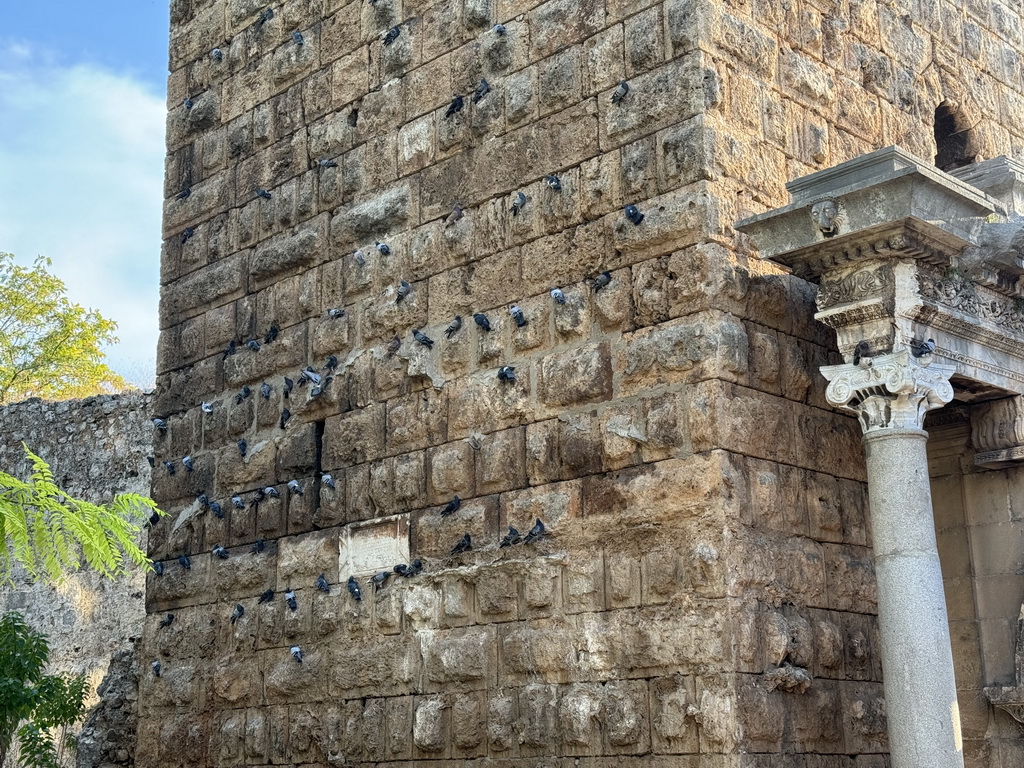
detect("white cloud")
[0,53,165,389]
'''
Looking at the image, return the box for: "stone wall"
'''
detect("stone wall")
[0,392,153,767]
[148,0,1024,765]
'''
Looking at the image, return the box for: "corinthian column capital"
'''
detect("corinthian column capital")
[820,349,956,434]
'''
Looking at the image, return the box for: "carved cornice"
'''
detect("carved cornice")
[820,350,955,433]
[970,396,1024,466]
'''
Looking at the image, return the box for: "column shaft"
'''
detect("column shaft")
[862,427,963,768]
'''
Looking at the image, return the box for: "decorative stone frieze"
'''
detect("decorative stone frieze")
[821,350,956,433]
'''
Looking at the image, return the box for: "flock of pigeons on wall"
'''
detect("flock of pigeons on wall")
[152,6,648,674]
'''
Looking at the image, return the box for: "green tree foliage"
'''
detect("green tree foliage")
[0,446,161,586]
[0,253,128,404]
[0,612,88,768]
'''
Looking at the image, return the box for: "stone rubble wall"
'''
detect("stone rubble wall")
[148,0,1023,766]
[0,391,153,768]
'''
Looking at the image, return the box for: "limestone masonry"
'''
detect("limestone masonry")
[146,0,1024,766]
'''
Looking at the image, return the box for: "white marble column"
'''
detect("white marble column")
[821,350,964,768]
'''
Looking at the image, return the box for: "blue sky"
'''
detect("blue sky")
[0,2,170,389]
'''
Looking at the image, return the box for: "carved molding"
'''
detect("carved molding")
[820,350,955,433]
[971,397,1024,466]
[816,266,894,311]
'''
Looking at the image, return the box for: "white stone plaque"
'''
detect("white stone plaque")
[338,514,410,579]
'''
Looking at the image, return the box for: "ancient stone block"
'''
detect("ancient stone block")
[539,342,612,408]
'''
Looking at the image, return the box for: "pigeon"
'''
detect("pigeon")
[299,367,322,386]
[473,79,490,103]
[223,340,237,359]
[213,545,229,559]
[591,270,612,291]
[450,533,472,556]
[309,377,328,396]
[287,480,304,496]
[146,456,155,468]
[250,489,266,507]
[316,574,330,592]
[445,204,464,226]
[852,340,871,367]
[347,576,362,602]
[353,249,366,266]
[211,48,223,61]
[393,563,413,577]
[499,526,521,547]
[386,336,402,357]
[230,604,244,623]
[258,588,274,604]
[285,589,297,611]
[321,473,336,490]
[371,571,391,591]
[237,439,247,458]
[473,312,491,332]
[210,501,224,519]
[445,94,464,117]
[375,241,391,255]
[550,287,566,304]
[246,339,261,352]
[280,408,291,429]
[264,324,279,343]
[497,365,516,383]
[410,558,423,575]
[492,23,506,35]
[325,355,338,371]
[176,186,191,200]
[235,386,252,404]
[181,227,195,244]
[152,418,168,432]
[159,613,175,628]
[912,338,937,357]
[182,456,194,472]
[440,495,461,517]
[183,96,194,110]
[256,188,272,200]
[231,495,245,509]
[260,382,272,399]
[264,486,281,499]
[509,305,527,327]
[383,26,400,46]
[258,7,274,25]
[197,493,211,509]
[624,204,644,226]
[290,645,303,663]
[445,316,463,338]
[510,191,527,216]
[396,280,412,303]
[413,329,434,348]
[201,401,214,413]
[151,660,161,678]
[163,461,176,476]
[327,308,346,318]
[292,30,304,45]
[523,517,545,543]
[611,79,630,104]
[153,561,164,576]
[283,377,294,397]
[318,158,338,168]
[251,538,266,554]
[178,554,191,570]
[544,174,562,191]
